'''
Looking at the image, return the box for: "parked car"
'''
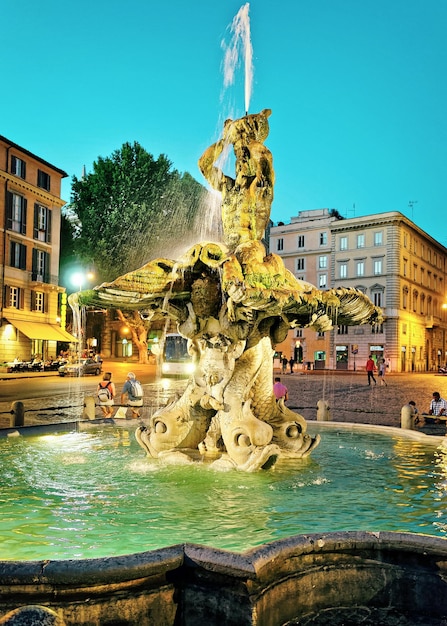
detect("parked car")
[58,358,102,377]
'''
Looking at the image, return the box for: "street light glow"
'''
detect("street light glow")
[71,271,95,292]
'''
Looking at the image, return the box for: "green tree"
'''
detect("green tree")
[66,141,209,363]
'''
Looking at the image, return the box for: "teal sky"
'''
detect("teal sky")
[2,0,446,244]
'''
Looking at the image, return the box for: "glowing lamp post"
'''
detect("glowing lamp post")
[70,271,95,354]
[71,271,95,293]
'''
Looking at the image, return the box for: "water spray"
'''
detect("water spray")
[222,3,253,115]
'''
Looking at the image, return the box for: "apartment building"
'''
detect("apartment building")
[270,209,447,372]
[0,135,76,363]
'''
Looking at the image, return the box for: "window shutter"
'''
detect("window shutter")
[47,209,52,243]
[33,204,39,239]
[21,198,27,235]
[6,192,13,230]
[20,244,27,270]
[45,251,51,282]
[19,288,24,309]
[31,290,36,310]
[44,293,48,313]
[32,248,38,277]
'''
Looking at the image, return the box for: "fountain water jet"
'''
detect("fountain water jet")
[222,2,253,115]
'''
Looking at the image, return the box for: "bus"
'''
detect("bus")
[160,333,195,377]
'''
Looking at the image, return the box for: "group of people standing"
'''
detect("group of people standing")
[365,355,388,386]
[97,371,144,419]
[281,356,296,374]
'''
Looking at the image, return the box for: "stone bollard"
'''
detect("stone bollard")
[401,404,415,430]
[10,401,24,428]
[317,399,331,421]
[83,396,96,420]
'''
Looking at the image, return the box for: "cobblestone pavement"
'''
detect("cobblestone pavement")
[277,370,447,431]
[2,369,447,431]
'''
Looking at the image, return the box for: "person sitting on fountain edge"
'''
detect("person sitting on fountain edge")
[273,377,288,403]
[120,372,144,419]
[97,372,116,418]
[423,391,447,425]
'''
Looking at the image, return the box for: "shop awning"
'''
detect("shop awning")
[8,320,78,342]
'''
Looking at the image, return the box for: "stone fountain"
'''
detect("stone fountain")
[74,107,382,472]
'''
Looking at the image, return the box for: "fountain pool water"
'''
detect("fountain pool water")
[2,423,447,562]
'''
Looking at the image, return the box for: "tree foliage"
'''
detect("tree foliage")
[68,141,208,283]
[64,141,212,363]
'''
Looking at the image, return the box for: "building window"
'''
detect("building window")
[297,235,305,248]
[319,274,327,288]
[37,169,51,191]
[32,249,50,282]
[356,261,365,277]
[372,291,383,307]
[295,329,303,338]
[372,323,384,334]
[420,294,425,315]
[337,325,348,335]
[6,286,23,309]
[34,204,52,243]
[11,155,26,179]
[374,259,382,275]
[319,255,327,269]
[374,231,383,246]
[413,290,418,313]
[9,241,26,270]
[317,331,325,338]
[403,287,408,309]
[296,258,305,271]
[6,192,27,234]
[339,263,347,279]
[31,291,46,313]
[319,232,328,246]
[276,238,283,251]
[357,234,365,248]
[340,236,348,251]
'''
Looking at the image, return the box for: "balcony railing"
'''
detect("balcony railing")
[29,271,60,286]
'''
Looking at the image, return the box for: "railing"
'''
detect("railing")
[29,271,60,285]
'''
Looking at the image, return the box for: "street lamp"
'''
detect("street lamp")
[69,271,95,356]
[71,271,95,293]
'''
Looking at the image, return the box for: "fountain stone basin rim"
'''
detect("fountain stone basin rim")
[1,531,447,626]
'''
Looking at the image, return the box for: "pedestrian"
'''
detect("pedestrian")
[273,377,288,402]
[281,356,288,374]
[365,355,377,386]
[288,357,295,374]
[425,391,447,424]
[378,358,387,386]
[120,372,144,419]
[97,372,115,418]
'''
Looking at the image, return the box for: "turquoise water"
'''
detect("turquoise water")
[1,426,447,561]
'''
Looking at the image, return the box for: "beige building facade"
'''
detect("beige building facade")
[0,135,75,363]
[270,209,447,373]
